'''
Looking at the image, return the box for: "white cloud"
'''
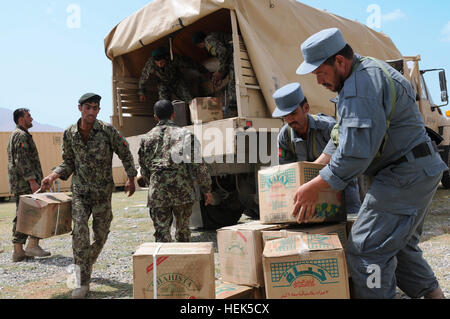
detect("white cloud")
[441,21,450,42]
[381,9,407,22]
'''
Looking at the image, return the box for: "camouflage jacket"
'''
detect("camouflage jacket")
[7,125,43,195]
[53,119,137,197]
[204,32,233,74]
[138,53,209,96]
[138,120,212,208]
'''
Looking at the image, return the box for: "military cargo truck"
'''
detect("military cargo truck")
[104,0,449,227]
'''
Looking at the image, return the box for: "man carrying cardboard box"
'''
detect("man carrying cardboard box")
[7,108,51,262]
[41,93,137,299]
[138,47,211,105]
[192,31,236,110]
[271,82,361,215]
[294,28,447,299]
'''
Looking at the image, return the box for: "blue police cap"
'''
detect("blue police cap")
[296,28,347,75]
[272,83,305,118]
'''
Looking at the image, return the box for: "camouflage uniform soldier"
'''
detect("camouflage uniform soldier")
[138,100,213,242]
[41,93,137,299]
[7,108,51,262]
[138,46,210,104]
[192,31,236,105]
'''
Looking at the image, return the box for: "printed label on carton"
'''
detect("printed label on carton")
[226,240,247,256]
[307,235,336,250]
[270,258,340,288]
[259,168,297,192]
[146,273,200,298]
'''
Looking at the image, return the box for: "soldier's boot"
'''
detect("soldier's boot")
[25,238,51,257]
[12,243,33,262]
[71,285,90,299]
[424,286,445,299]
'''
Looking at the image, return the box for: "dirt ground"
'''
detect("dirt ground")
[0,184,448,299]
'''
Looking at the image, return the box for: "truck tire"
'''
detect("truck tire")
[199,191,243,230]
[441,148,450,189]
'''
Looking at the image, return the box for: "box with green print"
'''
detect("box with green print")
[217,221,286,287]
[262,233,350,299]
[258,162,345,224]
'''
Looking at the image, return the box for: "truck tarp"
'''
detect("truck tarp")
[104,0,403,116]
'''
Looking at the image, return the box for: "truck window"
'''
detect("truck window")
[420,74,435,105]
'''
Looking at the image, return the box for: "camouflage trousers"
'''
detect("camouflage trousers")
[149,203,194,242]
[12,194,39,244]
[159,80,193,105]
[71,191,113,285]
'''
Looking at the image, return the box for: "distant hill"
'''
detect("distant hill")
[0,108,63,132]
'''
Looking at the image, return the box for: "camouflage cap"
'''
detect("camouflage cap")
[78,93,101,105]
[152,47,168,59]
[192,31,206,44]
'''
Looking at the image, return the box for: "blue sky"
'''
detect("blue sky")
[0,0,449,130]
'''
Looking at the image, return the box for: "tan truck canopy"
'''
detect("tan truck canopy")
[104,0,403,116]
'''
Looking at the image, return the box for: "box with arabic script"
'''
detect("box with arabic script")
[262,234,349,299]
[133,242,215,299]
[258,162,345,224]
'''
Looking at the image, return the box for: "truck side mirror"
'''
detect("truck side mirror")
[329,98,338,119]
[439,70,448,103]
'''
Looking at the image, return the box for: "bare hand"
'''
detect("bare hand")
[29,179,41,194]
[124,177,136,197]
[291,182,319,224]
[139,95,146,103]
[41,173,60,192]
[204,192,213,206]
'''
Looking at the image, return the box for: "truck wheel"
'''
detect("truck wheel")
[199,191,243,230]
[442,148,450,189]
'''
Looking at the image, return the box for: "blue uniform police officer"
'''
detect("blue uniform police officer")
[272,82,361,215]
[294,28,447,299]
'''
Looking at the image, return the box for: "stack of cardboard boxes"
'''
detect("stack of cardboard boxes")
[214,161,352,299]
[132,161,355,299]
[258,161,350,299]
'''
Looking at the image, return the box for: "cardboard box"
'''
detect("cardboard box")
[258,162,345,224]
[215,281,256,299]
[263,234,350,299]
[133,242,215,299]
[262,222,348,248]
[189,97,223,123]
[217,221,286,287]
[16,193,72,239]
